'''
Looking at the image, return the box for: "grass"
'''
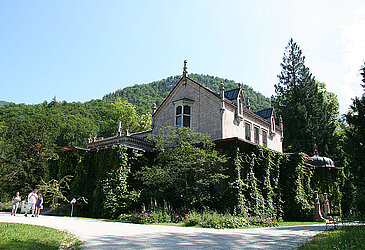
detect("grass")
[277,221,323,227]
[300,225,365,249]
[0,222,81,249]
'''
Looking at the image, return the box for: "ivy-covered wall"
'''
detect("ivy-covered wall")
[219,141,343,221]
[48,141,343,220]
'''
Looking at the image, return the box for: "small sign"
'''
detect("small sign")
[71,198,76,204]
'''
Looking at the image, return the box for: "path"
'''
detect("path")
[0,212,327,249]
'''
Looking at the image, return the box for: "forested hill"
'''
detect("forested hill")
[0,101,10,107]
[103,74,271,114]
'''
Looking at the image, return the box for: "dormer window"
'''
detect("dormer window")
[173,98,194,128]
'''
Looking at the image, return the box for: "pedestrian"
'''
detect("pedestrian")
[24,190,38,217]
[35,193,43,217]
[11,192,21,216]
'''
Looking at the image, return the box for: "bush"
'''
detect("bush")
[118,210,184,224]
[0,202,12,212]
[184,211,278,229]
[184,211,248,229]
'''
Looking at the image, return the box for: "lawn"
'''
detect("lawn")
[277,221,323,227]
[300,225,365,249]
[0,222,81,249]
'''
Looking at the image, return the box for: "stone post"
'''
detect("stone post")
[116,119,122,137]
[314,191,325,221]
[323,193,331,215]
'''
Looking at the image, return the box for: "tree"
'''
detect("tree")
[0,115,56,195]
[273,38,341,159]
[345,63,365,215]
[137,126,227,210]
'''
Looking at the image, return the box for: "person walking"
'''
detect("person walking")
[24,190,38,217]
[35,193,43,217]
[11,192,21,216]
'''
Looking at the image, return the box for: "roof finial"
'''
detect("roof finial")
[183,60,188,78]
[220,81,225,99]
[152,103,157,114]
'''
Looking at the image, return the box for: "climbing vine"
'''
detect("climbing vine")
[48,140,343,220]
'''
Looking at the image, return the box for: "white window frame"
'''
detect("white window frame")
[173,99,193,128]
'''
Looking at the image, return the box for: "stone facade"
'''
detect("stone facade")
[152,74,283,153]
[87,61,283,153]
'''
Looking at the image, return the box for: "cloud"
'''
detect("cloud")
[340,7,365,108]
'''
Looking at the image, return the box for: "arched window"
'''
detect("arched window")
[174,99,194,128]
[175,105,192,128]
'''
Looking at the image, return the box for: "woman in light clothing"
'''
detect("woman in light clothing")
[24,190,38,217]
[11,192,21,216]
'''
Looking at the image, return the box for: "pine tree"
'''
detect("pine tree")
[273,38,341,158]
[345,63,365,215]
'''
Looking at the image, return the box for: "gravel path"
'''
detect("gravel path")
[0,212,327,249]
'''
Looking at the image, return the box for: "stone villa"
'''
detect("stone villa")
[87,61,283,153]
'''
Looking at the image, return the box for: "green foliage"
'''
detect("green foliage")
[344,63,365,217]
[103,73,271,113]
[0,98,151,199]
[118,210,184,224]
[184,211,277,229]
[279,153,314,221]
[36,175,85,211]
[0,223,80,249]
[273,39,342,162]
[300,225,365,250]
[137,126,228,210]
[0,114,56,195]
[101,146,140,219]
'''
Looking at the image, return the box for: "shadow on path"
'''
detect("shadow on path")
[86,226,326,249]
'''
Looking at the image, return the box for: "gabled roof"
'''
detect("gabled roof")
[153,76,233,117]
[224,88,240,100]
[255,108,273,119]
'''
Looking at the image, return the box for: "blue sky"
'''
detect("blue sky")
[1,1,364,113]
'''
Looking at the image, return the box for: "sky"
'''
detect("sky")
[1,0,364,114]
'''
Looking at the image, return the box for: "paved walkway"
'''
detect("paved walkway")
[0,212,327,249]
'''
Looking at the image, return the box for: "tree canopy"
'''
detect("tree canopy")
[344,63,365,216]
[137,126,227,210]
[273,38,342,162]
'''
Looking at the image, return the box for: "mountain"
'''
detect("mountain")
[0,101,10,107]
[103,74,271,114]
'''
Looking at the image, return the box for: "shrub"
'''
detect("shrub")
[118,210,184,224]
[184,211,248,229]
[184,211,278,229]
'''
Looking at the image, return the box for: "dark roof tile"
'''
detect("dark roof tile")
[255,108,273,119]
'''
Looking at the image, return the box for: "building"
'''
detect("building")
[87,61,283,152]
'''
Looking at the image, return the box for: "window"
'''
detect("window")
[254,127,260,144]
[245,122,251,141]
[262,130,268,147]
[175,104,191,128]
